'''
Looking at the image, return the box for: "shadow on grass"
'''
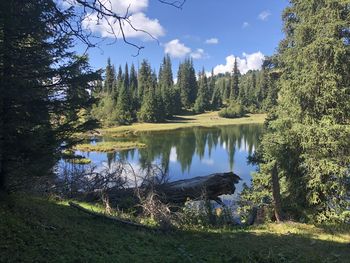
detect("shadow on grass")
[166,116,196,123]
[1,196,349,263]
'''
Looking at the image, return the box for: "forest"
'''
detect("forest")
[0,0,349,262]
[90,55,278,125]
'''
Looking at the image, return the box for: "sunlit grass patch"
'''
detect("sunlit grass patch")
[101,112,266,136]
[1,195,350,263]
[75,141,146,152]
[62,150,92,164]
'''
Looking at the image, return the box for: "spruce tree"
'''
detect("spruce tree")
[124,63,129,89]
[208,69,216,108]
[252,0,350,222]
[177,58,197,108]
[159,55,175,117]
[230,57,240,100]
[0,0,99,190]
[129,63,138,110]
[138,84,163,123]
[138,60,152,105]
[104,58,116,93]
[194,69,210,113]
[115,80,133,125]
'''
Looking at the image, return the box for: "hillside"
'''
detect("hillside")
[1,195,349,263]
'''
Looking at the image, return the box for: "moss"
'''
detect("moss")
[75,141,147,152]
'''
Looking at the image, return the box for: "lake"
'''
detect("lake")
[73,124,264,195]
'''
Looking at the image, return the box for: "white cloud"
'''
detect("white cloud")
[109,0,148,15]
[164,40,206,59]
[213,52,265,75]
[191,48,207,59]
[205,38,219,44]
[81,0,165,40]
[258,10,271,21]
[170,147,177,162]
[57,0,73,9]
[242,22,250,29]
[59,0,148,13]
[164,39,191,58]
[83,12,164,40]
[202,159,214,166]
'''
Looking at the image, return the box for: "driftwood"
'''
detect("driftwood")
[69,202,154,230]
[102,172,241,206]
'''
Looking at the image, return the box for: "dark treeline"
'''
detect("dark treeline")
[91,55,278,125]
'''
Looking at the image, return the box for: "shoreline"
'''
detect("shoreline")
[74,112,266,153]
[100,112,266,136]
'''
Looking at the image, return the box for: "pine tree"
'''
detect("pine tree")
[124,63,129,89]
[104,58,116,93]
[194,69,210,113]
[138,60,152,105]
[129,63,138,110]
[208,69,216,108]
[159,55,175,117]
[211,86,222,110]
[115,65,123,96]
[230,57,240,100]
[177,58,197,108]
[0,0,99,190]
[115,80,133,125]
[138,84,163,123]
[251,0,350,222]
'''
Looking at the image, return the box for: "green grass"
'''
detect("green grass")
[101,112,266,136]
[1,194,349,263]
[75,141,147,152]
[62,150,92,164]
[65,157,92,165]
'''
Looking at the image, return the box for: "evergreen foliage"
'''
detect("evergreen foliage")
[104,58,115,93]
[177,58,197,108]
[230,58,240,100]
[194,69,210,113]
[246,0,350,223]
[92,55,278,125]
[0,0,99,190]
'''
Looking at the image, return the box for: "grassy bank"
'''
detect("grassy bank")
[102,112,266,136]
[75,141,147,152]
[1,195,349,263]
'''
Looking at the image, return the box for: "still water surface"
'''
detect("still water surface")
[77,124,264,194]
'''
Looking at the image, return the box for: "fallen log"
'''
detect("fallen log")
[69,202,154,230]
[155,172,241,204]
[104,172,241,206]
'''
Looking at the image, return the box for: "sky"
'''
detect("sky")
[70,0,289,76]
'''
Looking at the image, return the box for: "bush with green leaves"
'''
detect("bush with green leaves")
[218,102,245,118]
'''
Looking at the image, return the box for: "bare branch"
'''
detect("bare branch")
[54,0,186,55]
[158,0,186,9]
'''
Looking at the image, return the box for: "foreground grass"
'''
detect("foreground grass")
[75,141,147,152]
[102,112,266,136]
[1,195,349,263]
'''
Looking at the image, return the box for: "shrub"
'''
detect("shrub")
[219,102,245,118]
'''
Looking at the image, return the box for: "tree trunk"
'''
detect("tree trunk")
[0,1,8,192]
[271,163,284,222]
[85,172,241,206]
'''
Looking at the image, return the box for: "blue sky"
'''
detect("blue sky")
[72,0,289,75]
